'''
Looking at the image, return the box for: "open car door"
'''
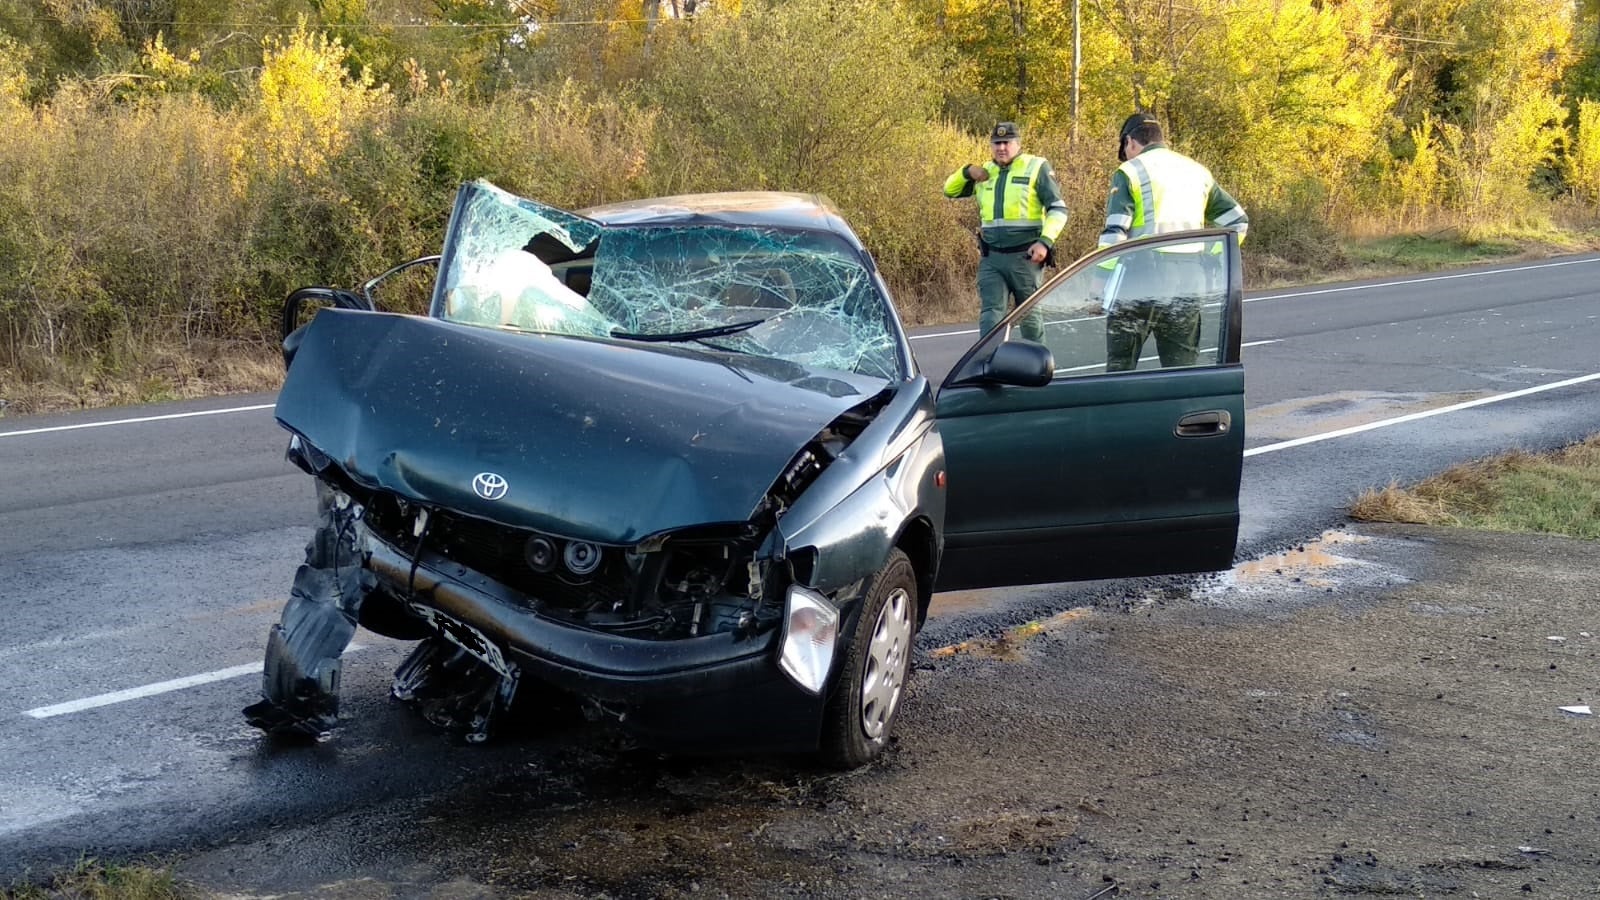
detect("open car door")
[934,230,1245,592]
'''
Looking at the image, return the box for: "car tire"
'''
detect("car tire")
[820,548,918,769]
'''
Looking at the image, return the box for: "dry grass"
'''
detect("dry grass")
[5,860,192,900]
[1350,436,1600,540]
[0,340,282,417]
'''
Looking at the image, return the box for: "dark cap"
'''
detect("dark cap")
[1119,112,1159,141]
[1118,112,1160,161]
[989,121,1021,143]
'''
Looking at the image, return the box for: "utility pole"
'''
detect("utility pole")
[1071,0,1081,144]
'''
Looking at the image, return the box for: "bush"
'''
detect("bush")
[1238,178,1349,283]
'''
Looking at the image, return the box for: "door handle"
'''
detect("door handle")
[1175,410,1231,437]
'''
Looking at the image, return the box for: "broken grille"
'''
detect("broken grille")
[363,495,630,611]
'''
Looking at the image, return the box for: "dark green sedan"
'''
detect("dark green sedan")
[246,180,1245,767]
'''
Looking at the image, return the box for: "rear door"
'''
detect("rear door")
[934,230,1245,591]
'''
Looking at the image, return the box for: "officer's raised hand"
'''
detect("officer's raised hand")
[964,164,990,182]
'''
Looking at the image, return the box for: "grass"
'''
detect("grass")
[1350,435,1600,540]
[5,860,191,900]
[1346,230,1523,268]
[0,341,283,418]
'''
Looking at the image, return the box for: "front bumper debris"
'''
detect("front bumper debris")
[243,487,372,737]
[247,502,827,751]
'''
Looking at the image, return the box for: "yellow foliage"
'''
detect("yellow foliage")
[237,18,391,181]
[41,0,123,47]
[1188,0,1397,207]
[1392,114,1443,226]
[0,37,28,121]
[1567,100,1600,202]
[140,34,197,92]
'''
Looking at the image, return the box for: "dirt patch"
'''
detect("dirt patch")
[1246,391,1493,444]
[178,525,1600,898]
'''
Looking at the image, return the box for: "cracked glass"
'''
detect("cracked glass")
[436,181,901,380]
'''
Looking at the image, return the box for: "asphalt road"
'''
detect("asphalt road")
[2,253,1599,874]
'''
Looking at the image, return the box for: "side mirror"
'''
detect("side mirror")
[982,340,1055,387]
[282,323,309,370]
[280,287,371,370]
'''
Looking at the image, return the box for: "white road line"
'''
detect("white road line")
[910,255,1600,340]
[23,643,366,719]
[0,403,276,439]
[1244,371,1600,458]
[910,328,979,341]
[1248,256,1600,303]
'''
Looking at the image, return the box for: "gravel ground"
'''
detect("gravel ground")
[178,525,1600,899]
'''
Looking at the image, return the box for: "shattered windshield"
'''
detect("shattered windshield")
[435,182,902,380]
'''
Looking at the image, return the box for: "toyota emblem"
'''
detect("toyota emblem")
[472,472,509,501]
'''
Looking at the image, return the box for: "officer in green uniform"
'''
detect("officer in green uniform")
[1098,112,1248,371]
[944,121,1069,342]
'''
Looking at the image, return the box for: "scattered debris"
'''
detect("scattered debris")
[1325,852,1461,894]
[929,608,1092,660]
[1187,528,1406,609]
[1558,705,1592,716]
[1517,846,1551,855]
[1546,636,1567,643]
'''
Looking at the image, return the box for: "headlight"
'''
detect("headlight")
[778,585,839,695]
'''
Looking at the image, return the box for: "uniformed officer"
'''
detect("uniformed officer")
[943,121,1069,342]
[1099,112,1248,371]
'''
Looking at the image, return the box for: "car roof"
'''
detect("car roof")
[578,192,861,244]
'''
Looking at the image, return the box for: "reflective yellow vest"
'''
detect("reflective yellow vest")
[976,154,1046,229]
[1109,147,1214,249]
[944,154,1066,247]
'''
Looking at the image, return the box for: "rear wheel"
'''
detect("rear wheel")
[820,549,917,768]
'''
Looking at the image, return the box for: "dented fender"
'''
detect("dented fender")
[776,378,946,596]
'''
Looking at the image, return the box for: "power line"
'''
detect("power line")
[1,14,679,31]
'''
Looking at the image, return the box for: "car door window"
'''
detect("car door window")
[1028,236,1231,377]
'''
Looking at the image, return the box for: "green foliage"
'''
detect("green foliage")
[1348,231,1519,268]
[1235,178,1350,284]
[643,0,974,301]
[6,857,188,900]
[648,0,938,188]
[5,0,1600,399]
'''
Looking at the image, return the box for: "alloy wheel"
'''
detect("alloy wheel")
[860,586,912,740]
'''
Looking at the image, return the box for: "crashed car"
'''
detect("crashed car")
[246,180,1246,767]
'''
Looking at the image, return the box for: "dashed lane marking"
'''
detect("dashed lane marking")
[23,643,366,719]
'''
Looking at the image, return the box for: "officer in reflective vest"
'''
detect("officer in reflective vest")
[1098,112,1248,371]
[943,121,1069,342]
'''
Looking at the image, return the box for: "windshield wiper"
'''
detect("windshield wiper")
[610,319,767,343]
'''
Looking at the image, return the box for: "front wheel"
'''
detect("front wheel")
[820,549,918,768]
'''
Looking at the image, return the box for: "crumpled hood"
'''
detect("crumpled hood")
[276,310,888,544]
